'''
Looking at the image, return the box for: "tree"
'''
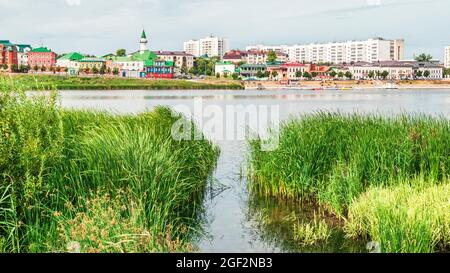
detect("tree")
[263,71,270,78]
[423,70,430,78]
[92,66,99,74]
[368,71,375,79]
[311,72,318,78]
[416,70,423,78]
[381,70,389,79]
[303,71,312,79]
[84,67,90,74]
[41,65,46,72]
[295,70,303,78]
[256,70,264,78]
[106,67,112,74]
[414,53,433,62]
[64,67,69,73]
[344,71,353,79]
[19,64,27,73]
[1,64,8,70]
[181,64,188,74]
[444,68,450,77]
[231,72,239,80]
[100,65,106,75]
[267,50,277,63]
[329,71,337,78]
[113,67,119,76]
[337,72,344,78]
[11,64,18,73]
[271,70,278,79]
[116,49,126,57]
[33,65,39,72]
[216,73,221,78]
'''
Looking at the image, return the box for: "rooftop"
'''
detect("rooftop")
[30,47,52,53]
[58,52,84,61]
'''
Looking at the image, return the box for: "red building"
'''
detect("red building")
[28,47,56,69]
[144,59,174,79]
[0,40,18,67]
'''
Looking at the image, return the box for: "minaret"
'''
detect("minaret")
[140,29,148,54]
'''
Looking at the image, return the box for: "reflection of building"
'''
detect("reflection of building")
[445,46,450,68]
[183,36,229,57]
[0,40,18,67]
[28,47,57,69]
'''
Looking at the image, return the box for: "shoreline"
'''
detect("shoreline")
[245,79,450,91]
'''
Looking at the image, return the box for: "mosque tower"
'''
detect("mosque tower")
[140,29,148,54]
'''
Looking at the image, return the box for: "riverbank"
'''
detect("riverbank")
[249,113,450,253]
[245,79,450,90]
[0,74,244,90]
[0,79,219,253]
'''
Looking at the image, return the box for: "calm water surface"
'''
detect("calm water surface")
[58,89,450,253]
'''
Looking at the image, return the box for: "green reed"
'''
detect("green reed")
[0,77,219,253]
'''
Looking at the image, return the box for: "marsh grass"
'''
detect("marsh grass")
[345,180,450,253]
[0,77,219,253]
[293,215,332,246]
[249,113,450,215]
[248,113,450,253]
[2,74,244,90]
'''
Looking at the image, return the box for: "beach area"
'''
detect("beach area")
[244,79,450,90]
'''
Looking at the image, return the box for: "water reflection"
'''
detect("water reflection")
[246,195,367,253]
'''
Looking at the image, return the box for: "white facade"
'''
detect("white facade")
[340,61,443,80]
[445,46,450,68]
[183,36,229,57]
[248,38,404,64]
[215,62,236,76]
[245,44,290,54]
[56,59,79,70]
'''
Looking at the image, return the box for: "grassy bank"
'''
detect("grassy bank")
[1,74,244,90]
[248,113,450,252]
[0,79,219,253]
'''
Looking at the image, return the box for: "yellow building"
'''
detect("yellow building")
[78,58,105,71]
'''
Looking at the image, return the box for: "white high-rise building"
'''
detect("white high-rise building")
[247,38,404,64]
[445,46,450,68]
[183,36,229,57]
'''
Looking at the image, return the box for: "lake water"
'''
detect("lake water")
[58,89,450,253]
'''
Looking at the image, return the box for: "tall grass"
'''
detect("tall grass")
[345,179,450,253]
[0,77,219,253]
[249,113,450,216]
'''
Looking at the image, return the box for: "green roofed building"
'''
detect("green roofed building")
[56,52,85,74]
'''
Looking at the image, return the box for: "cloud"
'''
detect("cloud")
[65,0,81,6]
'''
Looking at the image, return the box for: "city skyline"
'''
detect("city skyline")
[1,0,449,60]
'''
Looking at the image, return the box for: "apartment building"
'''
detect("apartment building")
[247,38,404,64]
[183,36,229,57]
[445,46,450,68]
[245,50,289,64]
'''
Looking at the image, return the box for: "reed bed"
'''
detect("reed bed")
[0,78,219,253]
[248,113,450,253]
[249,113,450,215]
[345,180,450,253]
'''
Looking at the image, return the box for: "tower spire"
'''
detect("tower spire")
[140,28,148,54]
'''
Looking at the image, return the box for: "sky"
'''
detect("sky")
[1,0,449,60]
